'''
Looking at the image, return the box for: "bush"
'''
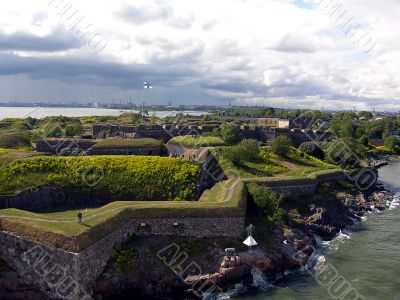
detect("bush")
[211,128,221,137]
[270,135,292,157]
[109,247,138,274]
[247,183,285,222]
[220,123,241,145]
[65,124,83,137]
[298,141,325,160]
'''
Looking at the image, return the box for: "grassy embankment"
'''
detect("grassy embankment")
[0,143,340,251]
[92,138,162,149]
[168,136,226,148]
[0,153,245,251]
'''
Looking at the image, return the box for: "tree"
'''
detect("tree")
[223,139,260,165]
[238,139,260,162]
[220,122,241,145]
[247,183,284,222]
[325,138,367,167]
[223,146,242,165]
[271,135,292,156]
[382,127,396,149]
[383,133,396,149]
[359,135,369,146]
[359,111,373,120]
[339,118,354,138]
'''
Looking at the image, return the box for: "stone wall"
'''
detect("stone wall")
[263,181,317,197]
[87,146,163,156]
[0,188,112,210]
[0,231,84,300]
[0,216,245,299]
[255,171,346,197]
[36,139,97,155]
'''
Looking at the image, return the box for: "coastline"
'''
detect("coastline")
[90,177,393,300]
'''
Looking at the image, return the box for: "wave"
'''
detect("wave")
[251,267,273,292]
[204,268,272,300]
[389,193,400,210]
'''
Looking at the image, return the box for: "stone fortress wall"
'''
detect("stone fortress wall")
[0,216,245,299]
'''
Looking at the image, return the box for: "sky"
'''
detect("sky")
[0,0,400,111]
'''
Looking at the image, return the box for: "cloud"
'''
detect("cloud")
[0,53,198,90]
[272,33,317,53]
[0,0,399,110]
[0,27,82,52]
[118,3,171,24]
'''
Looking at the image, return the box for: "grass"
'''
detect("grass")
[0,180,246,252]
[168,136,226,148]
[0,156,200,200]
[0,148,46,169]
[209,148,286,178]
[0,132,32,149]
[210,146,336,179]
[92,138,162,149]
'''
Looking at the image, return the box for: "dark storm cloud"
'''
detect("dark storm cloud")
[200,81,251,93]
[0,53,198,89]
[0,28,82,52]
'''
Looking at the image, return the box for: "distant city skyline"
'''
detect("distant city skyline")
[1,0,400,111]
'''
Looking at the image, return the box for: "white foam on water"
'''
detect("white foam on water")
[314,254,327,272]
[323,230,352,252]
[348,216,360,224]
[337,230,351,240]
[251,267,273,292]
[389,193,400,210]
[314,234,331,250]
[204,281,248,299]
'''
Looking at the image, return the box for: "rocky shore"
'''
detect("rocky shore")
[91,181,392,300]
[0,181,392,300]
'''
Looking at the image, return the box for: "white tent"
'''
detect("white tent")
[243,236,258,247]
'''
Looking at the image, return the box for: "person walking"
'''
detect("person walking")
[77,211,83,224]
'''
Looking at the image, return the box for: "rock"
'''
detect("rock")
[3,277,20,291]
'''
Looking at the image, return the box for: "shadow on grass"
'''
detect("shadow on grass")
[238,163,273,177]
[285,155,316,167]
[33,204,103,214]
